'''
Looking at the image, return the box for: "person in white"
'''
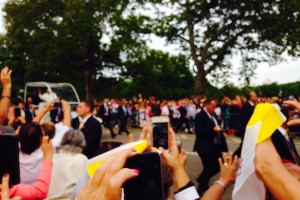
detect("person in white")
[161,101,170,116]
[46,129,88,200]
[19,123,44,185]
[18,103,53,185]
[38,89,58,103]
[51,100,72,151]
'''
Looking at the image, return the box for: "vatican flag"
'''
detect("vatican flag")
[232,103,286,200]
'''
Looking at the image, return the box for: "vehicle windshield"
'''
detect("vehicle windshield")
[25,83,79,105]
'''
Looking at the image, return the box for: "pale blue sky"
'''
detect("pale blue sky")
[0,0,299,87]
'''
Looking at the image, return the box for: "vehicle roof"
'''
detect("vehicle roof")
[25,82,75,88]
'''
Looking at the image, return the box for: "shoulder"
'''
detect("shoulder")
[89,116,102,125]
[72,117,79,123]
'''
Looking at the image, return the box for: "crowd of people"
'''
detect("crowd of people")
[0,65,300,200]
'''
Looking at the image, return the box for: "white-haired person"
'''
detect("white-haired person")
[46,129,87,200]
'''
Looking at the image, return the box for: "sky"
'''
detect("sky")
[0,0,299,87]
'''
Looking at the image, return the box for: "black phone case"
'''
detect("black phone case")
[123,152,164,200]
[0,134,20,187]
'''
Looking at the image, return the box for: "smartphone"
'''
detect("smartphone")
[15,107,21,118]
[54,102,62,109]
[151,116,169,149]
[123,152,164,200]
[0,134,20,187]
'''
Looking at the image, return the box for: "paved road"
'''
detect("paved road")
[101,127,300,200]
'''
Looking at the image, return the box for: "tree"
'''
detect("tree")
[146,0,300,96]
[0,0,132,100]
[121,48,194,99]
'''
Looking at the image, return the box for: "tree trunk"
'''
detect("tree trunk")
[194,70,205,97]
[84,68,94,101]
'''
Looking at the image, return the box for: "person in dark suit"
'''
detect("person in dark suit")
[71,100,102,159]
[234,91,258,157]
[118,99,130,135]
[98,98,116,138]
[24,97,35,122]
[193,99,228,196]
[175,99,192,134]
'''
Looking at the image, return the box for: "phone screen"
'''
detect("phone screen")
[0,134,20,187]
[124,153,164,200]
[153,122,168,149]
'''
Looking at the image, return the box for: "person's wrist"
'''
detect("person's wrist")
[219,177,232,188]
[213,179,227,190]
[173,166,190,189]
[2,84,12,89]
[43,154,52,161]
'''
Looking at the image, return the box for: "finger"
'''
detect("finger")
[218,157,223,168]
[109,168,139,190]
[1,174,9,199]
[128,133,134,142]
[233,155,239,168]
[159,147,172,162]
[7,69,12,76]
[1,66,8,74]
[222,152,228,164]
[283,100,295,106]
[145,127,152,142]
[139,126,147,140]
[228,151,233,165]
[169,128,178,154]
[102,149,136,184]
[90,155,116,188]
[287,119,300,126]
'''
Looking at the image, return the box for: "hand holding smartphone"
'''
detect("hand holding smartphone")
[123,152,164,200]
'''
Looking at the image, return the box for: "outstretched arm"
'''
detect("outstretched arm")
[0,67,12,125]
[255,138,300,199]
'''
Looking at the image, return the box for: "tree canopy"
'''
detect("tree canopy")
[147,0,300,96]
[0,0,299,99]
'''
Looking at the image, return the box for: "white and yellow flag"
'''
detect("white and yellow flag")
[232,103,286,200]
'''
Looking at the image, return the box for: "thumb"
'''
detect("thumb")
[159,147,172,161]
[1,174,9,199]
[128,133,134,142]
[287,119,300,126]
[109,168,139,189]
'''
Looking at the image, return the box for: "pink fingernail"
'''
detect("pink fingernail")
[130,148,136,152]
[4,173,8,177]
[132,169,140,175]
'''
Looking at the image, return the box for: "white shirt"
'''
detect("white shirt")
[46,150,88,200]
[278,127,286,136]
[19,147,43,185]
[174,186,200,200]
[248,101,254,107]
[161,105,169,116]
[79,114,92,125]
[187,104,196,117]
[39,92,58,102]
[172,106,181,118]
[52,122,71,151]
[203,107,218,126]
